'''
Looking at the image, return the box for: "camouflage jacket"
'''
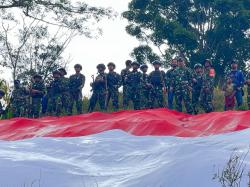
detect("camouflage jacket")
[142,73,150,90]
[60,77,70,93]
[31,81,45,98]
[47,79,63,97]
[202,68,215,91]
[148,70,166,88]
[126,70,142,89]
[92,73,107,92]
[165,68,176,88]
[69,73,85,93]
[171,67,193,90]
[107,71,122,90]
[121,68,131,86]
[12,86,29,103]
[192,72,203,92]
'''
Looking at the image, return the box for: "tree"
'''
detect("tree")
[123,0,250,80]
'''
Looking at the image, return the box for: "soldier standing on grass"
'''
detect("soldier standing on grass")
[148,60,166,109]
[171,58,193,114]
[121,60,132,109]
[200,59,215,113]
[165,59,178,110]
[88,64,107,112]
[125,61,142,110]
[106,62,122,111]
[140,64,151,109]
[192,64,204,114]
[69,64,85,115]
[29,74,45,118]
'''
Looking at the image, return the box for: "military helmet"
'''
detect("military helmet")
[204,59,212,65]
[152,60,162,65]
[194,63,203,69]
[33,74,42,79]
[140,64,148,70]
[74,64,82,70]
[125,60,132,66]
[107,62,116,68]
[52,70,61,76]
[131,61,140,66]
[0,89,5,96]
[97,63,106,70]
[58,68,67,75]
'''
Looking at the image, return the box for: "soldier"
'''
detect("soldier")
[200,59,215,113]
[125,61,142,110]
[69,64,85,115]
[165,59,178,110]
[11,80,29,117]
[192,63,204,114]
[171,58,193,114]
[106,62,122,111]
[246,72,250,109]
[148,60,166,108]
[88,64,107,112]
[46,70,63,116]
[58,68,71,115]
[30,74,45,118]
[0,90,5,117]
[121,60,132,109]
[140,64,151,109]
[227,60,245,108]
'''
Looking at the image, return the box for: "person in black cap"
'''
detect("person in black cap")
[88,64,107,112]
[227,60,245,108]
[29,74,45,118]
[69,64,85,115]
[125,61,142,110]
[140,64,151,109]
[106,62,122,111]
[148,60,166,108]
[121,60,132,109]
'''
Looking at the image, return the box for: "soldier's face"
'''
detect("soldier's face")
[98,68,104,73]
[231,64,238,70]
[126,63,132,69]
[154,64,160,69]
[75,67,81,73]
[132,65,139,70]
[108,65,115,71]
[178,61,185,67]
[171,60,178,68]
[205,62,211,68]
[142,67,148,73]
[195,67,202,74]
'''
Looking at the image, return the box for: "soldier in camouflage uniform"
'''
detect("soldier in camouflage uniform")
[11,80,29,117]
[148,60,166,109]
[30,74,45,118]
[121,60,132,109]
[46,70,63,116]
[171,58,193,114]
[200,59,215,113]
[0,90,5,117]
[192,64,204,114]
[125,61,142,110]
[58,68,71,115]
[106,62,122,111]
[165,59,178,110]
[140,64,151,109]
[245,72,250,109]
[88,64,107,112]
[69,64,85,115]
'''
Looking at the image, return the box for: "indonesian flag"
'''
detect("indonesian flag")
[0,109,250,187]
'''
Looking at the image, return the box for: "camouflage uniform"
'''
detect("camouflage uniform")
[88,72,107,112]
[69,73,85,114]
[200,68,215,113]
[107,71,122,111]
[0,90,5,117]
[148,70,165,108]
[171,67,193,114]
[30,80,45,118]
[11,82,29,117]
[121,68,131,109]
[46,76,63,116]
[165,68,176,110]
[141,72,151,109]
[125,69,142,110]
[192,72,203,114]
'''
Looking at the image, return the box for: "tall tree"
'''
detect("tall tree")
[123,0,250,80]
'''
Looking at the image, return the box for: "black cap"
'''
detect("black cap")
[107,62,116,68]
[97,63,106,70]
[33,74,42,79]
[58,68,67,75]
[131,61,140,66]
[140,64,148,70]
[74,64,82,70]
[152,60,162,65]
[52,70,61,76]
[0,89,5,96]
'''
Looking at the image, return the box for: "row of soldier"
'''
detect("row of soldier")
[0,57,249,118]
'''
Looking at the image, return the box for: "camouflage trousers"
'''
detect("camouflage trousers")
[149,87,164,109]
[12,99,28,118]
[127,87,141,110]
[140,89,150,109]
[200,89,214,113]
[88,89,106,112]
[122,85,130,110]
[69,91,83,115]
[30,97,42,118]
[175,89,193,114]
[192,90,201,115]
[47,95,62,116]
[107,88,119,111]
